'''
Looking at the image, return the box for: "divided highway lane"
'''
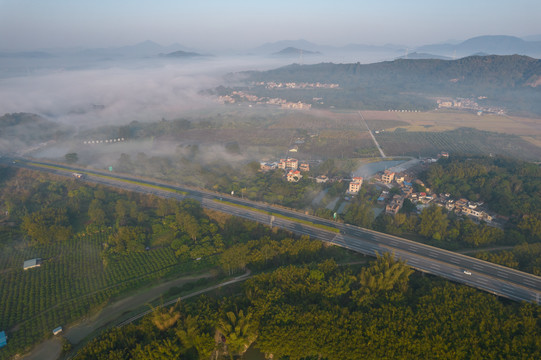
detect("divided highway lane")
[6,158,541,304]
[340,225,541,292]
[329,233,539,304]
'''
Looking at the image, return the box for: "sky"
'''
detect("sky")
[0,0,540,51]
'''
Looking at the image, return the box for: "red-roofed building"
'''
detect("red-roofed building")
[287,170,303,182]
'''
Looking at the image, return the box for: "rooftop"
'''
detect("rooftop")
[23,258,42,270]
[0,330,7,348]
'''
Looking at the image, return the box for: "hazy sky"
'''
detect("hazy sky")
[0,0,539,50]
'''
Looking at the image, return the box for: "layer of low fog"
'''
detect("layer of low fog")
[0,57,244,128]
[0,50,398,174]
[0,49,399,129]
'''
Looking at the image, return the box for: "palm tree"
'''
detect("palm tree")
[217,309,258,358]
[151,300,181,331]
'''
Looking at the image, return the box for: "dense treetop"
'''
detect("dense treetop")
[76,255,541,360]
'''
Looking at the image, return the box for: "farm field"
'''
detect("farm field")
[375,127,541,160]
[0,230,203,357]
[156,108,378,160]
[152,107,541,161]
[357,109,541,160]
[361,109,541,136]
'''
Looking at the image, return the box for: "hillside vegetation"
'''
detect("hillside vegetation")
[241,55,541,115]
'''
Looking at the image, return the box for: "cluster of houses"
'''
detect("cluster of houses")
[437,97,506,115]
[218,91,312,110]
[373,169,495,222]
[253,81,339,89]
[260,157,311,182]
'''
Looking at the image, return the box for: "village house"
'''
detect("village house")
[386,203,401,215]
[438,151,449,158]
[382,170,395,184]
[377,190,390,204]
[286,170,303,182]
[281,101,312,110]
[299,163,310,172]
[260,162,277,172]
[463,207,481,218]
[391,194,405,207]
[315,175,329,183]
[385,194,405,215]
[401,186,413,197]
[348,177,363,194]
[278,158,299,170]
[454,198,469,213]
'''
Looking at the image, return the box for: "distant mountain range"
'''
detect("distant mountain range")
[77,40,198,58]
[0,51,54,58]
[1,35,540,61]
[252,35,541,59]
[272,47,321,56]
[160,50,206,58]
[253,39,402,56]
[416,35,541,58]
[396,52,451,60]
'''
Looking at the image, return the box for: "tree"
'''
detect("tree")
[217,309,257,357]
[132,339,182,360]
[176,212,200,242]
[88,199,107,225]
[176,315,215,359]
[518,214,541,241]
[151,301,181,331]
[352,252,413,305]
[343,200,374,228]
[418,205,448,240]
[65,152,78,163]
[21,208,72,244]
[107,226,147,253]
[219,244,249,275]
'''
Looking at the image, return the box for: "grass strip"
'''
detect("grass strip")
[215,199,340,233]
[26,162,188,195]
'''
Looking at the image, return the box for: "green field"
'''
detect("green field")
[375,127,541,160]
[0,227,206,357]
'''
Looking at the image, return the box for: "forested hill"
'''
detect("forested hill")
[245,55,541,90]
[239,55,541,114]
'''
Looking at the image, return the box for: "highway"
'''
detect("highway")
[4,157,541,305]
